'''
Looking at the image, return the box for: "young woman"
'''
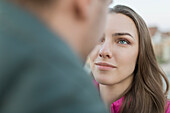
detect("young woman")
[89,5,170,113]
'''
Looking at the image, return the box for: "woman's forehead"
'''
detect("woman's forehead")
[106,13,138,39]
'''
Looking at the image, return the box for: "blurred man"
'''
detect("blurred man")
[0,0,112,113]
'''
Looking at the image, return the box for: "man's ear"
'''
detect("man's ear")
[73,0,92,20]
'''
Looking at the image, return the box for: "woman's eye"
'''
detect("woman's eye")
[118,39,130,45]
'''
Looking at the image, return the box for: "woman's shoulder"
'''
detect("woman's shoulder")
[165,100,170,113]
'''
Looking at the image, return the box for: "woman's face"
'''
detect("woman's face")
[90,13,139,85]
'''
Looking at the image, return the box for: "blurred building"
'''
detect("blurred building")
[149,27,170,63]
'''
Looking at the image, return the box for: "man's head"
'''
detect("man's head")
[81,0,113,61]
[12,0,113,61]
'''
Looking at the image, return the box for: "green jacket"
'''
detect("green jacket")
[0,1,107,113]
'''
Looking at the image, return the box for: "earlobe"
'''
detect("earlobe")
[73,0,91,20]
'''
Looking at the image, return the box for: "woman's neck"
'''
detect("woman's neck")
[99,75,133,109]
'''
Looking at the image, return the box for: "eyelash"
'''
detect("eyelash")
[99,37,131,45]
[117,38,131,45]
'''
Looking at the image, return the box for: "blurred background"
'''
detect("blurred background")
[110,0,170,97]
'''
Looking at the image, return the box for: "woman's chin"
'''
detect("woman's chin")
[96,79,115,85]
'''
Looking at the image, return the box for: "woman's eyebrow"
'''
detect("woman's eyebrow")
[112,33,134,39]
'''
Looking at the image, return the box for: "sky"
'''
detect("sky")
[110,0,170,32]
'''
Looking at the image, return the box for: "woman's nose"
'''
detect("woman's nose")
[99,43,112,59]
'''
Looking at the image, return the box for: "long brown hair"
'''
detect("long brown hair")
[109,5,169,113]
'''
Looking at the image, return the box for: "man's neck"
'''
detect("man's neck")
[14,1,86,60]
[43,11,86,60]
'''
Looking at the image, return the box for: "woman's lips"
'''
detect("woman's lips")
[95,62,116,71]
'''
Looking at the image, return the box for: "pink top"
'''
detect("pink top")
[93,80,170,113]
[110,97,123,113]
[110,97,170,113]
[165,101,170,113]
